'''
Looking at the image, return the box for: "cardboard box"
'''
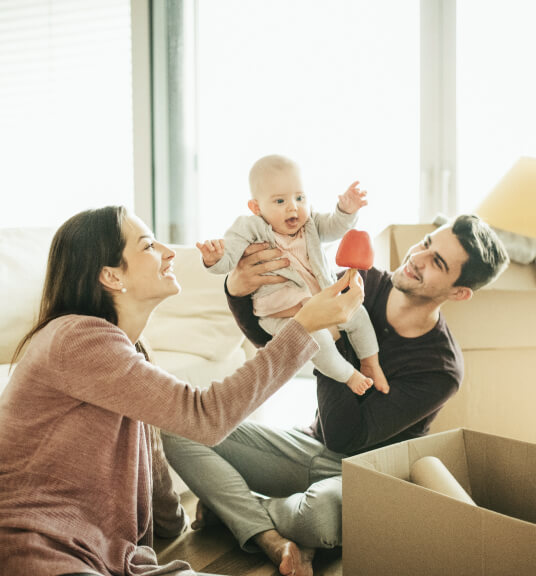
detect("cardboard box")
[343,428,536,576]
[373,224,536,442]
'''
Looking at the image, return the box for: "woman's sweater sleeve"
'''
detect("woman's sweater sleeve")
[51,316,318,446]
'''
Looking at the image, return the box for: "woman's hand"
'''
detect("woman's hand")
[226,243,290,297]
[294,269,364,333]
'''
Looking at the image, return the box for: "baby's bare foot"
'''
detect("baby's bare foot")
[346,369,373,395]
[360,355,390,394]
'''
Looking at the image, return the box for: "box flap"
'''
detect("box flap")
[482,513,536,575]
[464,429,536,523]
[343,454,483,576]
[343,429,536,576]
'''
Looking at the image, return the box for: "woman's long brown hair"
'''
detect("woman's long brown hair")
[11,205,164,460]
[11,205,128,364]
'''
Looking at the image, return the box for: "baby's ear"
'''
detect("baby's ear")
[248,199,261,215]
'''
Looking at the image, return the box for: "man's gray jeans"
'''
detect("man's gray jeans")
[162,421,344,551]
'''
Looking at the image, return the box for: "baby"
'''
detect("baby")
[197,154,389,395]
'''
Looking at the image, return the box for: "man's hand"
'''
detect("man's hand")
[337,180,368,215]
[294,269,364,333]
[196,239,225,267]
[226,243,290,297]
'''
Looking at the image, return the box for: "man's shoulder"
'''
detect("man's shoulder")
[435,312,463,356]
[362,266,393,295]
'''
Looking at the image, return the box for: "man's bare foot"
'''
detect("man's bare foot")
[191,499,222,531]
[254,529,315,576]
[360,355,390,394]
[346,368,373,395]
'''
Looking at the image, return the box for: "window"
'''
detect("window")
[196,0,420,240]
[152,0,421,243]
[457,0,536,212]
[0,0,133,228]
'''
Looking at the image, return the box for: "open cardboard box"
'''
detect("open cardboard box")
[342,428,536,575]
[374,224,536,442]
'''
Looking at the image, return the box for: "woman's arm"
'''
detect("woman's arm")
[53,272,362,447]
[55,317,317,446]
[313,337,459,455]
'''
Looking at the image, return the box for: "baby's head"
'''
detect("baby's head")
[248,154,310,235]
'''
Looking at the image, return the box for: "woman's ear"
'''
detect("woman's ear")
[99,266,123,292]
[449,286,473,302]
[248,199,261,216]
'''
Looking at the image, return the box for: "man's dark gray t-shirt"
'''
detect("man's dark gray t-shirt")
[226,267,464,456]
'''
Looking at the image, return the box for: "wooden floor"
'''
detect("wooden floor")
[154,490,342,576]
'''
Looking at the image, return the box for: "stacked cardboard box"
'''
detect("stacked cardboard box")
[374,224,536,442]
[343,428,536,575]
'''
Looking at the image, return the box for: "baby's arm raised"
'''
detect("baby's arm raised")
[196,239,225,267]
[337,180,368,214]
[198,215,268,275]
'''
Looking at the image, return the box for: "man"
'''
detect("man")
[162,215,508,576]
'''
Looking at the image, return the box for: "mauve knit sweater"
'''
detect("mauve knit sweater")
[0,314,317,576]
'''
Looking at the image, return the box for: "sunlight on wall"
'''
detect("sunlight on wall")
[457,0,536,212]
[196,0,420,241]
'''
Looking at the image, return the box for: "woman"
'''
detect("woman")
[0,206,362,576]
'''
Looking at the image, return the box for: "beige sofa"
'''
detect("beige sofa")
[0,227,256,396]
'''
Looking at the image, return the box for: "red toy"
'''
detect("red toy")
[335,229,374,270]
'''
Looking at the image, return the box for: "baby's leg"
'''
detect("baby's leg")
[307,329,373,395]
[359,354,389,394]
[339,306,389,394]
[263,317,372,396]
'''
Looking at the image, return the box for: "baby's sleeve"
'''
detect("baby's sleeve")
[208,215,271,274]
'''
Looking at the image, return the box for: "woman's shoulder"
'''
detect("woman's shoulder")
[29,315,135,378]
[45,314,117,333]
[36,315,125,351]
[362,266,392,294]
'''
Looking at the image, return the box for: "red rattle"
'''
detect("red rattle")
[335,229,374,270]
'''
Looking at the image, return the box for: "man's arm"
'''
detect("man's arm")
[312,335,460,455]
[224,243,289,348]
[225,278,271,348]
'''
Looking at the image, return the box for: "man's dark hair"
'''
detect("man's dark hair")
[452,214,509,291]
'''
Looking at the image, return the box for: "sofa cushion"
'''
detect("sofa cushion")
[151,347,248,390]
[143,245,246,362]
[0,227,55,364]
[0,364,12,396]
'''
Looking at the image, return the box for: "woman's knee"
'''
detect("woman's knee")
[161,433,206,472]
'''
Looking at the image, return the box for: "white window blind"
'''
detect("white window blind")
[0,0,133,228]
[457,0,536,213]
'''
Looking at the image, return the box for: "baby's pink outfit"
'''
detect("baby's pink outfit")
[253,229,320,317]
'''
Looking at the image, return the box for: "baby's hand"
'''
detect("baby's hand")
[338,181,368,214]
[196,239,225,267]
